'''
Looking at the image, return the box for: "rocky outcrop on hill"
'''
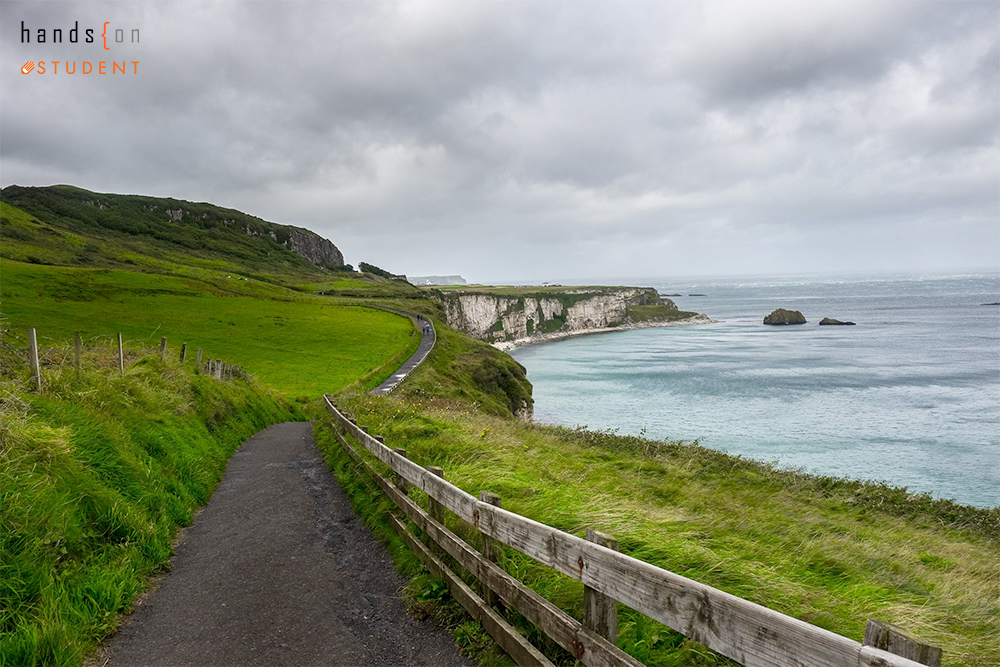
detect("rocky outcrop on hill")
[281,228,344,269]
[0,184,347,272]
[819,317,856,326]
[437,287,700,344]
[764,309,807,325]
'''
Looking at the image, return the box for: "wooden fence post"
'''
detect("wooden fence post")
[215,360,222,379]
[428,466,445,524]
[584,528,619,643]
[196,348,203,371]
[159,337,167,360]
[394,448,409,494]
[74,331,82,371]
[180,343,187,363]
[428,466,446,557]
[479,491,502,608]
[864,619,942,666]
[117,333,124,377]
[28,328,41,392]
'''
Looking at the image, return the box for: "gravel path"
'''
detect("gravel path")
[101,422,472,667]
[372,319,435,395]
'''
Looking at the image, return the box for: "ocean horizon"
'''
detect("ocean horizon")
[510,271,1000,509]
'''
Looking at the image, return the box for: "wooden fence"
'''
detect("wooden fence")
[14,327,246,390]
[324,394,943,667]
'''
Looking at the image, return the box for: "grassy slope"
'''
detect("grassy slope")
[0,186,434,397]
[0,185,337,275]
[0,192,424,302]
[400,325,534,417]
[1,261,417,397]
[0,348,295,667]
[317,388,999,665]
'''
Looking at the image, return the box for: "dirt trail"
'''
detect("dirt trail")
[101,422,471,667]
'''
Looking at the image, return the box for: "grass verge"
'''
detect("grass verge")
[0,340,296,666]
[316,389,999,667]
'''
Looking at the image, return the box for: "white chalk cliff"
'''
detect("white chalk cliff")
[437,287,705,345]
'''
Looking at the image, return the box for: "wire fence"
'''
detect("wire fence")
[0,325,247,391]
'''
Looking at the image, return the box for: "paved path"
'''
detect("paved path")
[372,319,435,396]
[101,422,471,667]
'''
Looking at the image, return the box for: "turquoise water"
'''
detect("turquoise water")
[511,273,1000,508]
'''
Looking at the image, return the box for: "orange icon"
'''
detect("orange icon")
[22,61,35,74]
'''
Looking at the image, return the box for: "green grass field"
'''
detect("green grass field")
[1,260,417,397]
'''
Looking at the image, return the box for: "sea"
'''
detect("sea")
[510,272,1000,509]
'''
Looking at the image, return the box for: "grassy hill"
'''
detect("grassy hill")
[1,184,339,272]
[2,186,996,667]
[0,186,434,396]
[0,186,420,300]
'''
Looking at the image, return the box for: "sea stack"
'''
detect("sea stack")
[764,309,806,325]
[820,317,856,326]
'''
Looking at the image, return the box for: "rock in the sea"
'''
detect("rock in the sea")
[764,309,806,325]
[983,302,1000,306]
[819,317,856,326]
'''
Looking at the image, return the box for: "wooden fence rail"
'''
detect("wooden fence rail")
[324,394,939,667]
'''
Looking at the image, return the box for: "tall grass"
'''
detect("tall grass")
[0,334,296,666]
[317,391,1000,667]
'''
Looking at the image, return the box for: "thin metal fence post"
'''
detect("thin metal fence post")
[28,328,41,392]
[74,331,82,372]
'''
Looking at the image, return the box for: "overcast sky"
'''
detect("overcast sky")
[2,1,997,282]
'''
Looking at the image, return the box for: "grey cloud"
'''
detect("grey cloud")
[1,0,996,281]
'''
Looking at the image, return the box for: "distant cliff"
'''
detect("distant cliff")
[437,286,708,346]
[409,275,467,286]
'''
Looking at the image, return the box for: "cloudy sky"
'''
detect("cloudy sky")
[2,1,997,282]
